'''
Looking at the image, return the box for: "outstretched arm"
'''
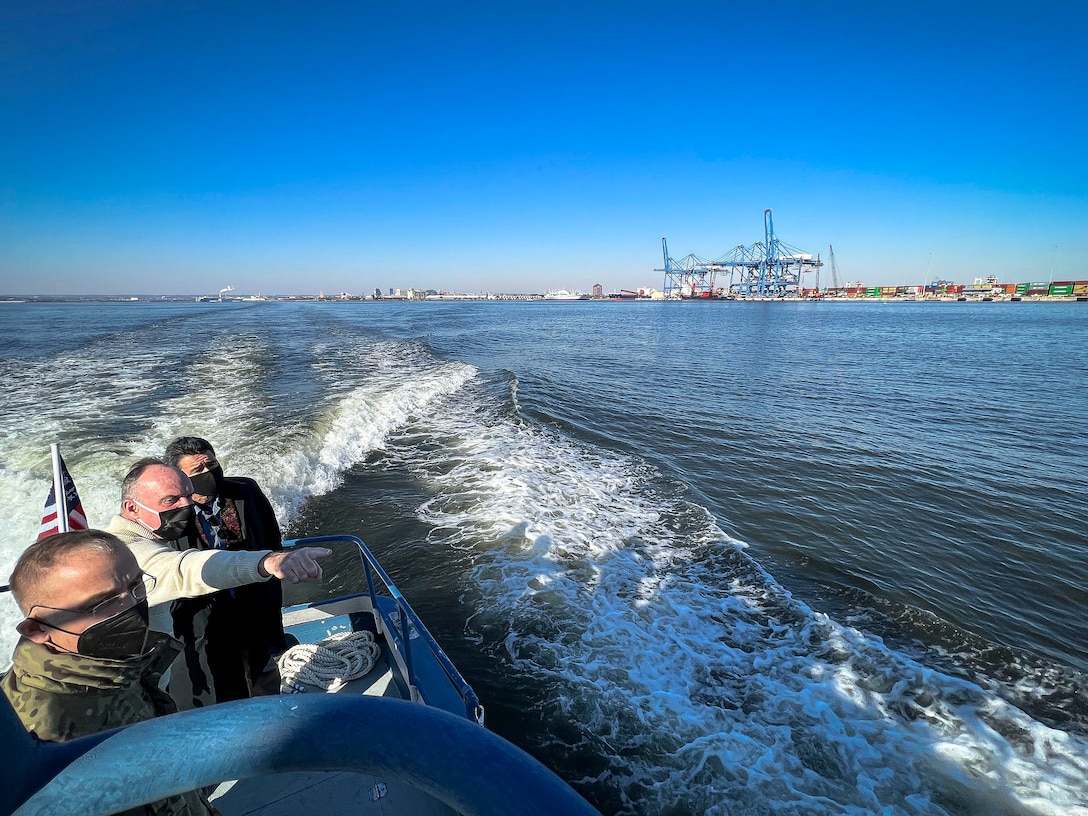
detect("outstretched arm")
[257,547,333,584]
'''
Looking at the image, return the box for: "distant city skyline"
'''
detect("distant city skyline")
[1,2,1085,297]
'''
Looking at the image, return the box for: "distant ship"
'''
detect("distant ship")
[542,289,588,300]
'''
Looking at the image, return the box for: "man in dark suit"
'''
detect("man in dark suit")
[164,436,290,708]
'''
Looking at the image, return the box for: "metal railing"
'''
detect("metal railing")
[282,535,484,724]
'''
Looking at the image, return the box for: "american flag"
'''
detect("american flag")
[38,455,88,539]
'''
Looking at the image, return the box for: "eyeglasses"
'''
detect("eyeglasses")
[28,574,157,630]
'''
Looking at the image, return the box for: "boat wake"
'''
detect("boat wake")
[0,321,476,665]
[389,382,1088,815]
[2,308,1087,815]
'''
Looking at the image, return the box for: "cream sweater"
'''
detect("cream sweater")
[105,514,271,636]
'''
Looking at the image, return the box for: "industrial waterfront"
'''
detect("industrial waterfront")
[6,210,1081,305]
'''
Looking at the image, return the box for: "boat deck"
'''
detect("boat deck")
[209,602,460,816]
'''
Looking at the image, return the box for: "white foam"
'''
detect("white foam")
[396,386,1088,815]
[0,328,476,670]
[3,316,1087,814]
[261,353,477,521]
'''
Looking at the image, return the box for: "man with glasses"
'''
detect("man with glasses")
[2,529,214,815]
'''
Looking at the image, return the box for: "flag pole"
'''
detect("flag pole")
[50,443,69,534]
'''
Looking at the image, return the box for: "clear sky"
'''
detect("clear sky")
[1,1,1085,296]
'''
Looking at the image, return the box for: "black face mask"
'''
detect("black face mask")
[152,504,196,541]
[134,498,196,541]
[74,600,152,660]
[189,466,223,501]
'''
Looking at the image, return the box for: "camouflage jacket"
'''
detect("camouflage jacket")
[2,634,215,816]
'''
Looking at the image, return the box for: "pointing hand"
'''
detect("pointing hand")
[259,547,333,584]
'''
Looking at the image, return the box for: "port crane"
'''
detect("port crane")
[657,210,822,298]
[656,238,720,298]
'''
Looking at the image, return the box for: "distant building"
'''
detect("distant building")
[592,283,603,298]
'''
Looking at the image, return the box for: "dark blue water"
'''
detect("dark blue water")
[1,300,1086,814]
[352,300,1088,665]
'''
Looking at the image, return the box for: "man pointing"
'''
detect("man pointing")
[106,458,330,695]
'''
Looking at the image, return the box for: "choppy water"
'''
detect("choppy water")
[1,299,1086,815]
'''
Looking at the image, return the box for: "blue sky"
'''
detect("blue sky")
[1,1,1085,296]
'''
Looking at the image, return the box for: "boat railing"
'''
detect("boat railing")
[282,535,484,724]
[3,695,600,816]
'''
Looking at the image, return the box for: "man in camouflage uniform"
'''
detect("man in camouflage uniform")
[2,529,214,816]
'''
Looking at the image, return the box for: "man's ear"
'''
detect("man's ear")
[121,498,140,519]
[16,618,50,644]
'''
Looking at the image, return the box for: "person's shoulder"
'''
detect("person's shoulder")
[223,475,261,488]
[222,475,267,498]
[106,514,153,544]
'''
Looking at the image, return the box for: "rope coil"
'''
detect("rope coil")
[277,630,381,694]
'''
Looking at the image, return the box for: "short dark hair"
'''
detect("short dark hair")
[120,457,167,502]
[164,437,215,468]
[8,530,128,614]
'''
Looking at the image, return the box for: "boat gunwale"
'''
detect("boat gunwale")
[282,536,483,724]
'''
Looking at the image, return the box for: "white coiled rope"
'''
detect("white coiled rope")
[277,630,381,694]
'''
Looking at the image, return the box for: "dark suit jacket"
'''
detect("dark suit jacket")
[170,476,288,707]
